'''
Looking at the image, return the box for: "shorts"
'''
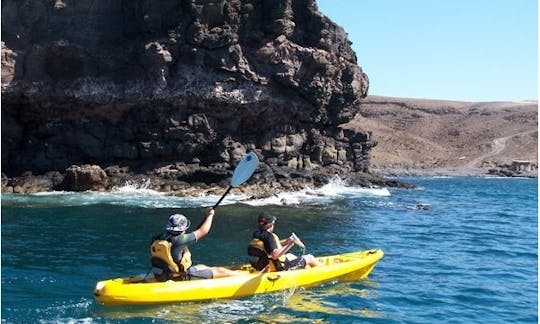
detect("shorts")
[284,255,307,270]
[187,265,213,279]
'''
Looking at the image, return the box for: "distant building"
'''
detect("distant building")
[510,160,537,172]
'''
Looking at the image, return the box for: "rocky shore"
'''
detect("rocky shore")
[2,0,398,196]
[0,162,413,196]
[2,2,534,198]
[372,166,537,179]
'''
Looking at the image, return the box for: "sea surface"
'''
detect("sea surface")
[1,176,537,323]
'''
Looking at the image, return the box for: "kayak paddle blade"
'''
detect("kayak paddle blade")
[291,232,306,249]
[230,152,259,187]
[213,152,259,209]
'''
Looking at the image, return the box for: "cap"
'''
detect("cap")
[166,214,191,232]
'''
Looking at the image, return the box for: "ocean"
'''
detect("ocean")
[1,176,537,323]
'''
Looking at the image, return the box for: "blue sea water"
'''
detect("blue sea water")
[1,177,537,323]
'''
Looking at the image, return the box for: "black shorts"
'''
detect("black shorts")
[284,256,307,270]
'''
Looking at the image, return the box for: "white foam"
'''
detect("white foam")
[32,190,73,196]
[4,176,391,208]
[111,179,164,196]
[238,175,391,206]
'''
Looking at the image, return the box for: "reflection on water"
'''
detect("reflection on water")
[285,282,383,319]
[93,293,281,323]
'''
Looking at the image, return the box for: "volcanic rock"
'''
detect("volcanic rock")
[1,0,402,195]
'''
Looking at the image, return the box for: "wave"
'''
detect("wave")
[1,175,390,208]
[238,175,391,207]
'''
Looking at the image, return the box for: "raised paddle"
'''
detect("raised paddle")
[290,232,305,249]
[213,152,259,208]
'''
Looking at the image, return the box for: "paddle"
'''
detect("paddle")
[290,232,305,249]
[213,152,259,208]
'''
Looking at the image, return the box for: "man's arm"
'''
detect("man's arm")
[192,207,215,240]
[270,235,295,259]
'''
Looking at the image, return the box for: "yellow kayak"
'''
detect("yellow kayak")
[94,249,383,306]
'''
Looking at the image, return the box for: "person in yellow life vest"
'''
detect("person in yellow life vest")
[151,207,239,281]
[247,213,321,271]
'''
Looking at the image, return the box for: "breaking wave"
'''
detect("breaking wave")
[1,175,390,208]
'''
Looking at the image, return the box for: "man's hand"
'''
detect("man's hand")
[288,234,295,245]
[290,233,305,249]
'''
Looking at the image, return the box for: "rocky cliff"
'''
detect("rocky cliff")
[2,0,403,194]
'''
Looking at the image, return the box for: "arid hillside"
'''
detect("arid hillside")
[343,95,538,177]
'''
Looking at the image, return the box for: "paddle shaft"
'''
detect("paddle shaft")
[213,186,232,209]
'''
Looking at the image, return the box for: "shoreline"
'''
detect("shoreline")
[371,166,538,179]
[1,166,536,198]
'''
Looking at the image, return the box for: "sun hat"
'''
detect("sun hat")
[258,213,276,226]
[166,214,191,232]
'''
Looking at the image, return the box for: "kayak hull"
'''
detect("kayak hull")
[94,249,383,306]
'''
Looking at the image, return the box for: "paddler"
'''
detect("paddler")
[150,207,239,280]
[247,213,321,271]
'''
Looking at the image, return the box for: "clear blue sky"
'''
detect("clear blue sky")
[317,0,538,102]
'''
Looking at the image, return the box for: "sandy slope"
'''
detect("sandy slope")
[342,95,538,176]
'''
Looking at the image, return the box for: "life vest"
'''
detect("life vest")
[150,238,192,281]
[247,232,285,272]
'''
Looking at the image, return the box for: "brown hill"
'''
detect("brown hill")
[343,95,538,177]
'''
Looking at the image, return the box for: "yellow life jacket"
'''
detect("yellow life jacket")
[247,232,285,272]
[150,240,192,279]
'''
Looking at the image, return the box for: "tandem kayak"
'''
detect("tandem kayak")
[94,249,383,306]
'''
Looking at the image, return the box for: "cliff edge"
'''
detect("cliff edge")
[2,0,404,195]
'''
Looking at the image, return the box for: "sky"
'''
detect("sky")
[316,0,538,102]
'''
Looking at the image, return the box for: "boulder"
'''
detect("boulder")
[61,165,108,191]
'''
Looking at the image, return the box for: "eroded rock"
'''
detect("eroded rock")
[1,0,383,195]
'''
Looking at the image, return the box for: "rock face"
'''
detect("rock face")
[1,0,388,194]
